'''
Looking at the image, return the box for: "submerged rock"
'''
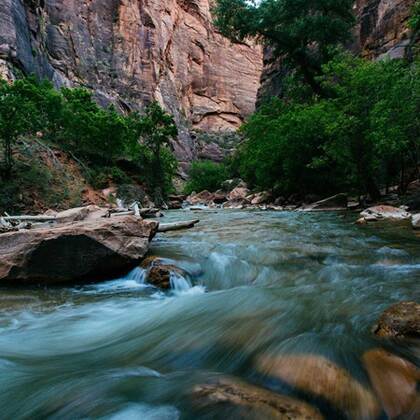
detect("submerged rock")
[256,354,380,419]
[372,301,420,339]
[359,205,411,222]
[141,256,189,289]
[363,348,419,418]
[0,216,158,285]
[192,377,324,419]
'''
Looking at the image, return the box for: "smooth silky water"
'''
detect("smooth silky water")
[0,210,419,419]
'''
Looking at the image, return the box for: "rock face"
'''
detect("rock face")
[372,301,420,339]
[0,0,263,165]
[356,0,416,59]
[0,216,158,284]
[192,377,324,419]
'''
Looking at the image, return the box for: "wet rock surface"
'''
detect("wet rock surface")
[141,256,189,289]
[0,216,158,285]
[192,377,324,419]
[256,354,380,419]
[363,348,419,418]
[372,301,420,339]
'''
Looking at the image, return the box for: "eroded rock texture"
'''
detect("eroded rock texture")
[0,0,262,165]
[356,0,416,59]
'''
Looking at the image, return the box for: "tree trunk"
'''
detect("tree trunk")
[365,175,381,201]
[293,52,323,97]
[152,147,164,206]
[158,219,199,232]
[3,136,13,178]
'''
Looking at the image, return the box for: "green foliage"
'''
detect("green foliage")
[213,0,355,95]
[58,88,131,164]
[184,161,228,195]
[409,0,420,34]
[0,77,178,208]
[129,102,178,204]
[236,54,420,198]
[0,77,61,176]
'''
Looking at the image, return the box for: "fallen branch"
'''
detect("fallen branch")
[158,219,200,232]
[110,211,135,217]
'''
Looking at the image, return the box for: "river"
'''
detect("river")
[0,210,419,419]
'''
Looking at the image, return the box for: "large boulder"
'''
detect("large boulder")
[213,190,227,204]
[372,301,420,339]
[251,191,272,205]
[228,186,251,201]
[191,377,324,419]
[300,193,348,211]
[187,190,214,206]
[363,349,419,418]
[256,354,380,419]
[0,216,158,285]
[221,179,246,192]
[359,205,411,222]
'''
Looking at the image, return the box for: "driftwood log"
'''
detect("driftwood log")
[3,215,57,222]
[158,219,199,232]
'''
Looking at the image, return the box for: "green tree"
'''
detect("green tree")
[134,102,178,205]
[0,77,61,177]
[59,88,129,163]
[235,54,419,199]
[213,0,355,95]
[184,161,228,195]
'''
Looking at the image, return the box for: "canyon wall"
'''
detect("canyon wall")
[0,0,262,169]
[356,0,415,59]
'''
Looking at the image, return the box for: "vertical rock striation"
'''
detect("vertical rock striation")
[0,0,263,166]
[356,0,416,59]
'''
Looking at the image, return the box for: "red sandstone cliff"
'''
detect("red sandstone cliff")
[0,0,262,166]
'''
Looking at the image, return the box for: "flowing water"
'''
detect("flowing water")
[0,210,419,419]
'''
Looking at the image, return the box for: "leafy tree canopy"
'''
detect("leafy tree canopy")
[213,0,355,94]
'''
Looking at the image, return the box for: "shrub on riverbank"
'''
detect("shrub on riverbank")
[184,161,228,195]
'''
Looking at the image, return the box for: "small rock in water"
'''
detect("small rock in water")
[191,376,324,419]
[256,354,380,419]
[372,301,420,339]
[141,256,190,290]
[363,348,419,418]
